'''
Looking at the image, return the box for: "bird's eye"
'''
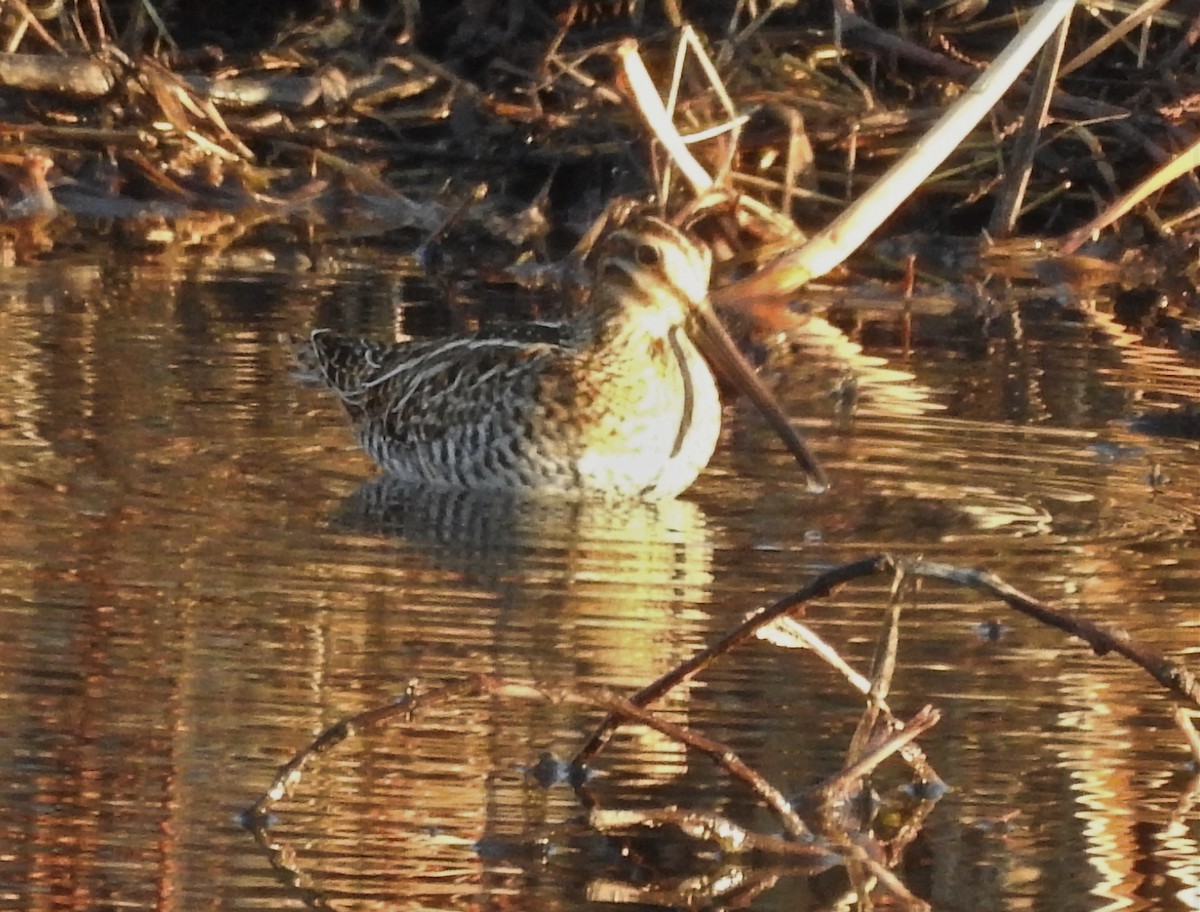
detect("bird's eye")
[634,243,661,267]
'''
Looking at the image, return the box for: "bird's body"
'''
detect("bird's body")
[294,219,725,499]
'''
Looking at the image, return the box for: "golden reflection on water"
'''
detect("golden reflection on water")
[237,482,722,911]
[1,258,1200,912]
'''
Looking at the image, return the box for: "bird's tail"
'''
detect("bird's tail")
[288,330,331,387]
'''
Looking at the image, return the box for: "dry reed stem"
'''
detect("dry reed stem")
[756,618,872,692]
[1059,133,1200,253]
[5,0,66,55]
[618,31,803,239]
[989,14,1070,236]
[1060,0,1172,74]
[832,0,1169,174]
[714,0,1079,303]
[618,38,714,194]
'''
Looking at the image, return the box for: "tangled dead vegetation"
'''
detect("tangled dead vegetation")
[0,0,1197,301]
[244,554,1200,910]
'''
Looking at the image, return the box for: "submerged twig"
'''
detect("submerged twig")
[600,694,812,839]
[244,551,1198,912]
[590,806,833,858]
[572,555,891,768]
[244,675,493,821]
[904,559,1200,709]
[585,857,799,908]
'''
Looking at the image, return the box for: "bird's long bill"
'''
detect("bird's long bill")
[689,300,830,494]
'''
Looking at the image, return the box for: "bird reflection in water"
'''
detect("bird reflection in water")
[335,476,713,600]
[333,476,715,776]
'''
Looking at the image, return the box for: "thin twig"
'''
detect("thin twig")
[904,559,1200,709]
[818,706,942,801]
[601,695,812,840]
[572,555,892,768]
[845,563,908,771]
[244,675,493,821]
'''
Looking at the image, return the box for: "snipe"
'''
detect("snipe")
[294,218,827,498]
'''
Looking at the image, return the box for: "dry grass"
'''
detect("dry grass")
[0,0,1195,296]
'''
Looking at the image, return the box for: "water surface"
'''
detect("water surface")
[1,250,1198,912]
